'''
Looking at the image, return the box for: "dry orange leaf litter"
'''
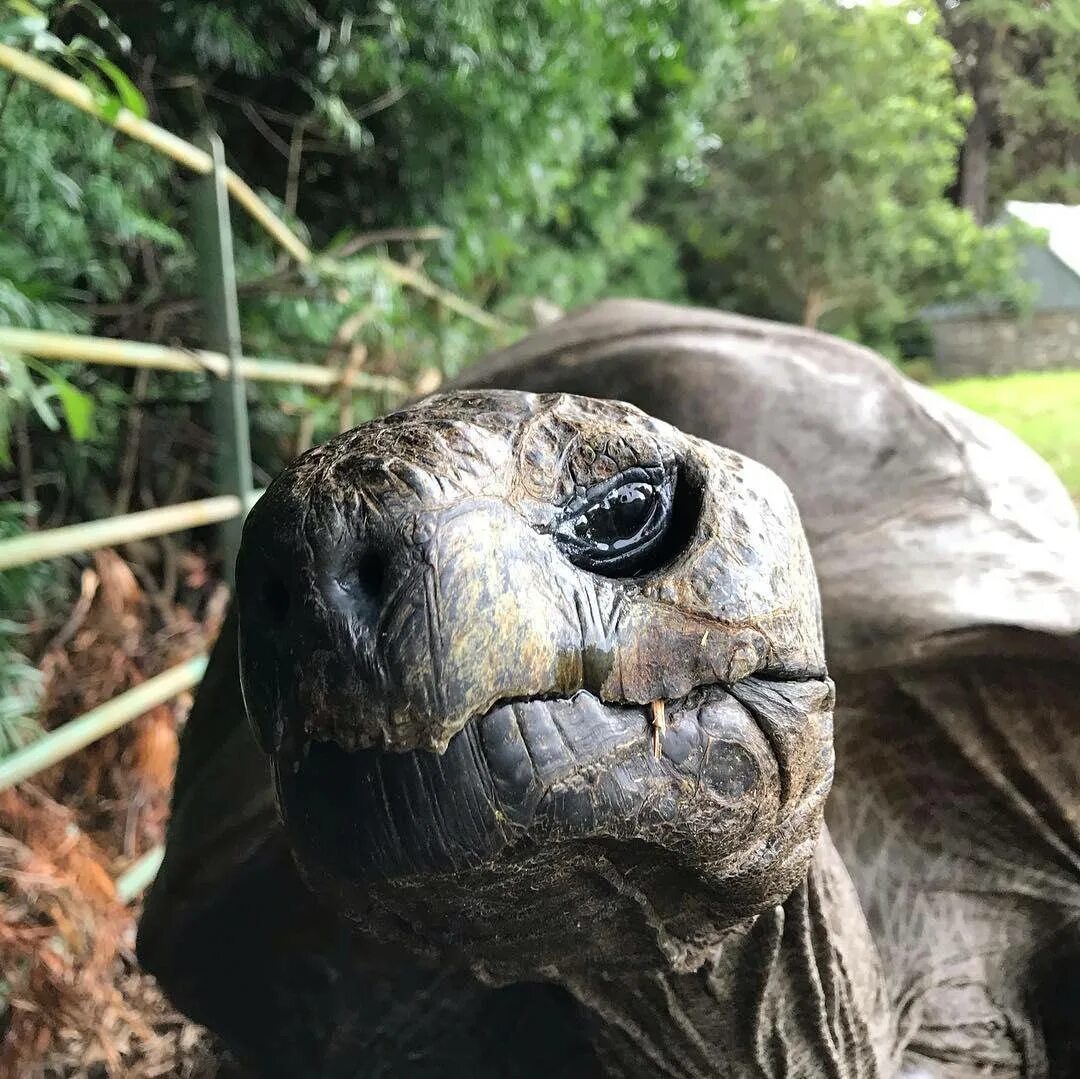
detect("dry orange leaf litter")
[1,550,228,1077]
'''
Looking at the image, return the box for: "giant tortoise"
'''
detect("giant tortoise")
[139,301,1080,1077]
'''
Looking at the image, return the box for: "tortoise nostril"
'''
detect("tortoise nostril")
[262,575,291,623]
[335,549,386,624]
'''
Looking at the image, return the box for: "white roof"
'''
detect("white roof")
[1006,201,1080,281]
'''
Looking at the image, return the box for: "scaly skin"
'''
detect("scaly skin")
[238,390,894,1077]
[451,301,1080,1076]
[140,303,1080,1077]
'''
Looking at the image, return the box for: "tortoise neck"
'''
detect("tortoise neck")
[552,833,896,1078]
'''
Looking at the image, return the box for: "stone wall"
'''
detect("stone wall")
[929,309,1080,379]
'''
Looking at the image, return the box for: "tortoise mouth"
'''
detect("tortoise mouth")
[270,675,830,888]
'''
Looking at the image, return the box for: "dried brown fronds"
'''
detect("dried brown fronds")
[1,548,229,1075]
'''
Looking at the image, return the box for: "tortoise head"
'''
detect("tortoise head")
[236,390,833,979]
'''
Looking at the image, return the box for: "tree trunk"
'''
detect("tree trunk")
[961,95,992,224]
[802,287,827,329]
[952,15,997,225]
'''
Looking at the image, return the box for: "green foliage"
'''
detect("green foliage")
[937,0,1080,208]
[666,0,1027,343]
[0,503,50,757]
[90,0,741,479]
[1,0,150,117]
[359,0,734,307]
[0,352,95,465]
[0,1,180,328]
[119,0,739,311]
[0,5,182,478]
[0,82,181,330]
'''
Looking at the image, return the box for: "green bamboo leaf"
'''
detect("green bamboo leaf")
[5,354,59,431]
[28,384,60,431]
[98,95,121,122]
[46,373,94,441]
[92,56,148,119]
[27,27,63,52]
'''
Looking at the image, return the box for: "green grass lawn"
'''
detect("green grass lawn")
[933,369,1080,503]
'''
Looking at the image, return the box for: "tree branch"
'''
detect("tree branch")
[284,118,309,218]
[329,226,448,260]
[15,413,36,527]
[241,100,292,158]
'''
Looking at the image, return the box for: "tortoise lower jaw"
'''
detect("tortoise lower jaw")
[270,677,830,890]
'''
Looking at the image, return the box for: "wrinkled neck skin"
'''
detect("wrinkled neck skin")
[554,834,895,1079]
[317,829,896,1079]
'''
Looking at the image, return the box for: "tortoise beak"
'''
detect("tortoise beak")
[268,681,801,887]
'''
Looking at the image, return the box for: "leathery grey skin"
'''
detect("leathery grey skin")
[234,389,893,1077]
[449,301,1080,1078]
[139,302,1080,1078]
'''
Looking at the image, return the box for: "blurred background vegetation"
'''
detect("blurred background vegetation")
[1,0,1078,731]
[2,4,1078,1068]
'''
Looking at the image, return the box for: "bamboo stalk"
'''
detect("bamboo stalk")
[0,42,211,170]
[0,328,409,392]
[0,496,244,571]
[0,47,512,359]
[224,170,311,264]
[0,46,515,327]
[0,657,208,793]
[0,327,227,375]
[0,43,311,263]
[375,258,511,333]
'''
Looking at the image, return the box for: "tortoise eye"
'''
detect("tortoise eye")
[554,468,674,577]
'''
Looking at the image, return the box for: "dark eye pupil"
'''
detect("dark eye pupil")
[572,482,654,549]
[552,465,698,579]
